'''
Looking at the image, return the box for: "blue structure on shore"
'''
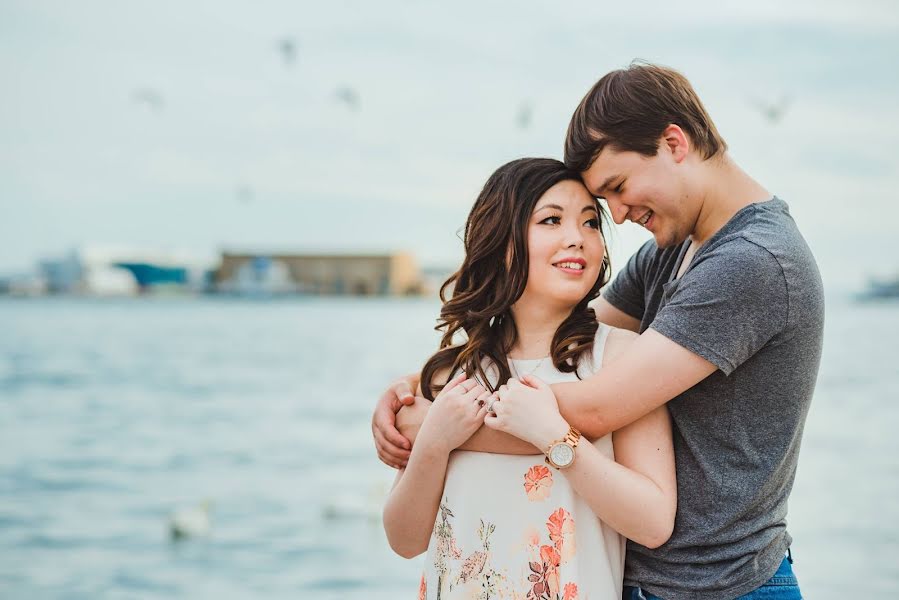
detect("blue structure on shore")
[114,262,189,289]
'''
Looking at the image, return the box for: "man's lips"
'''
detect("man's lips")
[635,210,653,227]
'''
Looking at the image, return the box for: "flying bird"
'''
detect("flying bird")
[516,101,533,130]
[276,37,297,66]
[750,95,791,124]
[236,184,254,204]
[334,86,361,111]
[132,88,165,112]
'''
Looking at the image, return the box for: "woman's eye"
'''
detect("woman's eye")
[585,218,599,229]
[539,216,561,225]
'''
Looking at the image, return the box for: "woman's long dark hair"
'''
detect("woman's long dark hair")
[420,157,611,400]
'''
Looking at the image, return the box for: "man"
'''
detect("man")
[372,62,823,600]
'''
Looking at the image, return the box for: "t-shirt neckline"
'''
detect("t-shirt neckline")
[668,196,780,283]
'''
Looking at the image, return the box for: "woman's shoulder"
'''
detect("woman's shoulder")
[598,325,639,367]
[417,365,453,397]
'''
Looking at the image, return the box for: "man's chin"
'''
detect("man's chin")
[653,229,688,249]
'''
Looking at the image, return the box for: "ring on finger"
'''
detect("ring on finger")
[462,379,479,392]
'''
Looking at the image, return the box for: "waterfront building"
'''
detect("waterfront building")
[215,251,424,296]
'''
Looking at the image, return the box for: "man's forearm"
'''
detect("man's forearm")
[400,329,715,451]
[552,328,717,437]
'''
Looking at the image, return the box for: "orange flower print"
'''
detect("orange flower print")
[547,508,577,563]
[563,581,578,600]
[539,544,561,569]
[436,534,462,560]
[527,545,562,600]
[523,465,553,502]
[418,574,427,600]
[457,550,488,583]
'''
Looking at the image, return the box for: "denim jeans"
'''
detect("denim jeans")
[622,553,801,600]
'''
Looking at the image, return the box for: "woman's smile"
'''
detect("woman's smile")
[553,257,586,275]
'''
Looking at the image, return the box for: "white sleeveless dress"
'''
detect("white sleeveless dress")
[418,324,624,600]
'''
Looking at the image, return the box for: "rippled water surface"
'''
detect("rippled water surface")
[1,296,897,598]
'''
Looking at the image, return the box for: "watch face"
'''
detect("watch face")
[549,443,574,467]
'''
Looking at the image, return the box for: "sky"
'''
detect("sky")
[1,0,898,291]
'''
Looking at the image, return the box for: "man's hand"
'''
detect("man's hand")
[372,374,420,469]
[396,396,432,446]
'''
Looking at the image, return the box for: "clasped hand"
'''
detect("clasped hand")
[483,375,570,451]
[416,373,490,455]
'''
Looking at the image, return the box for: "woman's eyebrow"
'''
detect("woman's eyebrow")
[534,203,564,212]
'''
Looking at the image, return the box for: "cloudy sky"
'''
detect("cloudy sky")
[2,0,897,291]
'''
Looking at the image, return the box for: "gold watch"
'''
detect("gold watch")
[544,426,581,469]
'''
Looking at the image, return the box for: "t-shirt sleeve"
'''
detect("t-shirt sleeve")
[649,239,788,375]
[601,239,654,321]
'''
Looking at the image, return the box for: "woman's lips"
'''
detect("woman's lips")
[553,260,585,275]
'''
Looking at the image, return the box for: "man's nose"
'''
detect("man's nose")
[607,197,628,225]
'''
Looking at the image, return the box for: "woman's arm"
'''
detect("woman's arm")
[382,440,453,558]
[558,405,675,548]
[557,328,675,546]
[483,328,677,547]
[382,374,489,558]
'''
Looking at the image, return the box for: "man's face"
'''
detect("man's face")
[581,143,697,248]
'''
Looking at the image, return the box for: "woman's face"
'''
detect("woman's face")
[517,179,606,311]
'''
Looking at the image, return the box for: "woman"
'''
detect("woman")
[382,158,676,599]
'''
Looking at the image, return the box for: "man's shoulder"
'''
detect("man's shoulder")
[719,198,815,262]
[705,200,822,293]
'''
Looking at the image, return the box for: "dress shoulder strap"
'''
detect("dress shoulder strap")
[587,323,613,376]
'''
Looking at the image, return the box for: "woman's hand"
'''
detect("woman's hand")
[483,375,570,451]
[416,373,490,455]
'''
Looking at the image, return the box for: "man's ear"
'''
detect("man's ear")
[661,124,690,164]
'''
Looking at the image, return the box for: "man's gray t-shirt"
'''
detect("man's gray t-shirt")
[603,198,824,600]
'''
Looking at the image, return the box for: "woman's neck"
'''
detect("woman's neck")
[508,297,571,359]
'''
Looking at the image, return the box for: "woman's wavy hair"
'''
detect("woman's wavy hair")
[420,157,611,400]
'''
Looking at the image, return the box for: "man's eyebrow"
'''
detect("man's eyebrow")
[595,174,620,196]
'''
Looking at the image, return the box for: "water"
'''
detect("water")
[0,295,897,598]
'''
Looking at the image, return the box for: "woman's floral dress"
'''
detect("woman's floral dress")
[419,324,625,599]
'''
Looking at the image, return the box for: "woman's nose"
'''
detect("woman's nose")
[564,223,585,248]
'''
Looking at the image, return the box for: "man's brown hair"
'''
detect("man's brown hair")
[564,61,727,172]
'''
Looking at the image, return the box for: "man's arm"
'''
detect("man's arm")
[461,327,716,452]
[592,296,641,332]
[465,239,788,450]
[385,328,714,454]
[553,328,716,438]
